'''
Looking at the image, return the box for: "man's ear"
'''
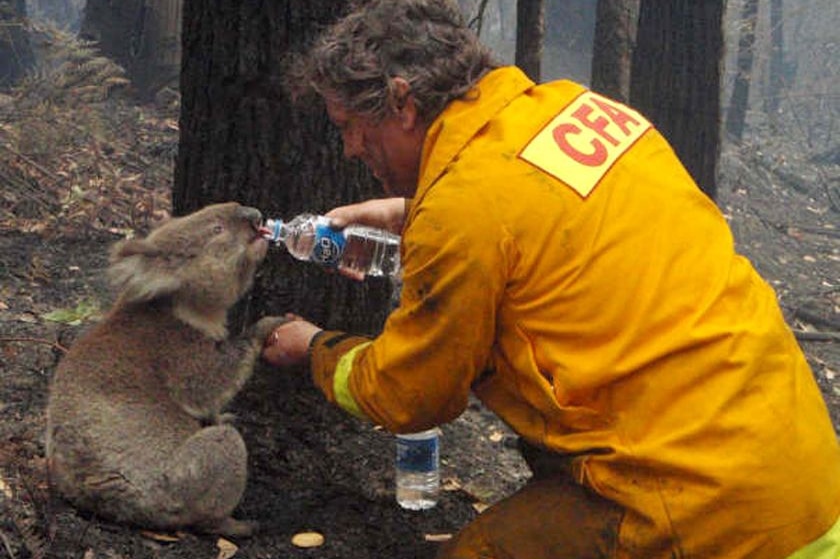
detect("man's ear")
[389,77,418,131]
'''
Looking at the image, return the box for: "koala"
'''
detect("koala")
[46,202,286,538]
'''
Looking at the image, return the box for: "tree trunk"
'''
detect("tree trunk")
[515,0,544,82]
[174,0,391,336]
[590,0,639,102]
[80,0,145,76]
[497,0,511,43]
[134,0,182,96]
[0,0,34,87]
[724,0,758,142]
[765,0,784,118]
[630,0,723,201]
[27,0,83,31]
[80,0,181,99]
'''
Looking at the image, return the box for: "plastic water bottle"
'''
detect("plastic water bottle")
[395,428,440,510]
[261,213,400,278]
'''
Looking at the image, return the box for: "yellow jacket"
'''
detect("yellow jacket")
[310,66,840,558]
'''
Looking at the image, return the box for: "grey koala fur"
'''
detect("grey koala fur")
[46,202,287,537]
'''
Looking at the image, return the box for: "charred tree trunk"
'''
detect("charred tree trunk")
[725,0,759,142]
[0,0,34,88]
[80,0,145,78]
[630,0,723,200]
[590,0,639,102]
[28,0,82,31]
[174,0,390,335]
[497,0,511,43]
[80,0,181,99]
[515,0,544,82]
[765,0,784,118]
[134,0,181,96]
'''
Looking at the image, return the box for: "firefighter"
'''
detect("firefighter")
[263,1,840,557]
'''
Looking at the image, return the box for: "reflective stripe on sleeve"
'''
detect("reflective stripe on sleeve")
[333,341,372,419]
[786,513,840,559]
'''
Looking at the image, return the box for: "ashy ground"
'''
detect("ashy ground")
[0,60,838,558]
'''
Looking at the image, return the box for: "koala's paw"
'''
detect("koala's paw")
[250,315,290,344]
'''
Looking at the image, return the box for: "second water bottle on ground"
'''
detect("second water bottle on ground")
[262,213,400,278]
[395,428,441,510]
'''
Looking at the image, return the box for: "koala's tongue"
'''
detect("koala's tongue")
[258,226,272,239]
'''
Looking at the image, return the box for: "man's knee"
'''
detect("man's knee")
[437,477,622,559]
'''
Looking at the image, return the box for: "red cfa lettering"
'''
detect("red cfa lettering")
[551,94,644,167]
[553,123,608,166]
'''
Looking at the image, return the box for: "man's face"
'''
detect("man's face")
[325,94,424,198]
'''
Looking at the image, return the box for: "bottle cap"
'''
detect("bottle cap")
[260,219,284,242]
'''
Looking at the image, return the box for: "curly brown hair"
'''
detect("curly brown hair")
[288,0,499,123]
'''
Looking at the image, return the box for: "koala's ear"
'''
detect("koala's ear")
[109,238,182,304]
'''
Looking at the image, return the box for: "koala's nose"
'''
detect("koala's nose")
[237,206,263,228]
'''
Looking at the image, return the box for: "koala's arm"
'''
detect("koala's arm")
[168,316,289,421]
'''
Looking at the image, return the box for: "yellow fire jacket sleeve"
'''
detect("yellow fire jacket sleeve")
[309,66,840,558]
[309,331,370,409]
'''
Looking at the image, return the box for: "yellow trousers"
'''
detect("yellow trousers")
[437,445,623,559]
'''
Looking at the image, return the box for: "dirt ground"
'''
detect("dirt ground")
[0,223,532,559]
[1,148,839,559]
[1,91,839,559]
[0,233,531,559]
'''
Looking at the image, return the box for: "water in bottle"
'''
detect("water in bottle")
[395,428,440,510]
[261,213,400,278]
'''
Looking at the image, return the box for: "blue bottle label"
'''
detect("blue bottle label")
[311,222,346,267]
[396,435,439,473]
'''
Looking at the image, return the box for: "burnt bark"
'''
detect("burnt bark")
[765,0,785,118]
[725,0,759,142]
[80,0,145,78]
[0,0,34,88]
[590,0,639,102]
[515,0,544,82]
[80,0,181,99]
[630,0,724,200]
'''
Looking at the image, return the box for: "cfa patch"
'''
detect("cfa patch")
[519,90,652,198]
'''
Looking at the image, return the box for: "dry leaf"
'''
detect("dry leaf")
[216,537,238,559]
[441,477,462,492]
[424,533,453,542]
[292,531,325,548]
[15,312,38,324]
[0,475,12,498]
[140,530,180,543]
[471,502,490,514]
[488,431,504,443]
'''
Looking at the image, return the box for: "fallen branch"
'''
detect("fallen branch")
[0,143,60,183]
[788,224,840,239]
[792,330,840,342]
[0,337,69,353]
[0,529,16,559]
[794,307,840,331]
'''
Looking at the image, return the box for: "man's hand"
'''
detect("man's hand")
[261,313,323,367]
[325,197,408,235]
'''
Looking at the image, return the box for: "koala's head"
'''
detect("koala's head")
[109,202,269,314]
